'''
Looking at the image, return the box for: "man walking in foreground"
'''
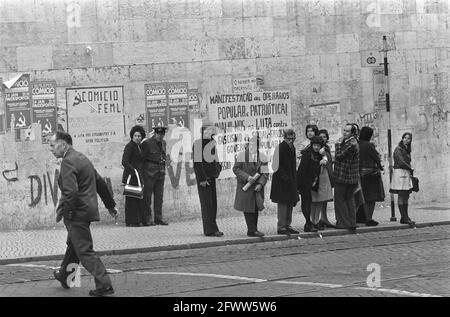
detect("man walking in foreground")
[50,131,115,296]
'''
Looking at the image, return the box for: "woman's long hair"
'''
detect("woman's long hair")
[359,126,374,142]
[399,132,412,153]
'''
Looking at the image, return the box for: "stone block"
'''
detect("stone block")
[359,32,395,51]
[305,34,337,54]
[192,39,220,61]
[200,0,223,17]
[218,37,246,59]
[336,33,360,53]
[334,15,363,34]
[242,17,274,38]
[222,0,243,17]
[52,44,92,69]
[243,0,270,17]
[230,58,258,75]
[91,43,114,68]
[334,0,361,16]
[307,0,336,16]
[201,60,232,76]
[146,18,181,41]
[245,37,279,58]
[0,46,17,72]
[217,18,245,38]
[395,31,417,50]
[271,0,287,17]
[306,15,337,35]
[179,18,204,39]
[277,36,306,57]
[17,45,53,71]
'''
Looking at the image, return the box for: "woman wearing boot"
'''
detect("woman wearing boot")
[390,132,415,227]
[359,127,385,226]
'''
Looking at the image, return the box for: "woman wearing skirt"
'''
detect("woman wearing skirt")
[390,132,415,227]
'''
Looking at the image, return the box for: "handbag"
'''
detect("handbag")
[360,167,381,178]
[123,169,144,199]
[411,176,419,192]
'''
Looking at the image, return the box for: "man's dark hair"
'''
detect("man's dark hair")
[346,123,358,136]
[318,129,329,141]
[129,125,146,139]
[305,124,319,138]
[54,131,73,145]
[310,135,323,146]
[359,126,374,142]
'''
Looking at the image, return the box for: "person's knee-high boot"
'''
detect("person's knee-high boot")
[398,204,407,223]
[404,204,415,226]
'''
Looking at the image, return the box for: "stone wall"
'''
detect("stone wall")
[0,0,449,230]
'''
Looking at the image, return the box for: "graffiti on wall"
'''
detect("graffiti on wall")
[2,162,18,182]
[28,169,60,208]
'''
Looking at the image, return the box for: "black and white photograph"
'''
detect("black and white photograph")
[0,0,449,303]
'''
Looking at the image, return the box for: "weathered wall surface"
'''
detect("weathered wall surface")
[0,0,449,230]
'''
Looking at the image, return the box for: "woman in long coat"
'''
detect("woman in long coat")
[121,125,148,227]
[358,126,385,226]
[297,136,323,232]
[317,129,335,229]
[390,132,415,226]
[233,136,269,237]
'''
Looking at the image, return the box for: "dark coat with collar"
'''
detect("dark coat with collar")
[121,140,145,185]
[57,148,101,223]
[296,147,321,197]
[270,141,299,206]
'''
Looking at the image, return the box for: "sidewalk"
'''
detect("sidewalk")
[1,201,449,264]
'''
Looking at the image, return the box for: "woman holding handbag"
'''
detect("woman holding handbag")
[390,132,415,227]
[358,126,385,226]
[121,125,148,227]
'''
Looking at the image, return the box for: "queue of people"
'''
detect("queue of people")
[50,125,417,296]
[119,122,417,237]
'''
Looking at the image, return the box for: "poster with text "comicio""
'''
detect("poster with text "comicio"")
[208,90,291,179]
[31,81,57,143]
[66,86,125,148]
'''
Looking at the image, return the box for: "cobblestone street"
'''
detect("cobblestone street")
[0,225,449,298]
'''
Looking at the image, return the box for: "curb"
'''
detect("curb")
[1,220,450,265]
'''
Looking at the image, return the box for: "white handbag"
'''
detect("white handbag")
[123,169,144,199]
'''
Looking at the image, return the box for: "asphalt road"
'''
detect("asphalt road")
[0,225,449,298]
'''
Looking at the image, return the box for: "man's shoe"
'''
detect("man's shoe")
[53,270,70,289]
[126,223,140,227]
[206,231,224,237]
[319,220,335,229]
[155,220,168,225]
[349,227,357,234]
[304,223,318,233]
[277,228,290,235]
[366,219,379,227]
[247,231,265,237]
[141,222,156,226]
[313,223,324,231]
[286,227,299,234]
[89,286,114,297]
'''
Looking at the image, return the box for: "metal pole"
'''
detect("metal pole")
[382,35,396,222]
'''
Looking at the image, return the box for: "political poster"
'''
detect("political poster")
[4,74,31,130]
[145,83,168,129]
[373,67,386,111]
[66,86,125,147]
[0,78,4,134]
[208,90,291,179]
[167,82,189,129]
[188,89,200,113]
[31,81,57,143]
[309,102,342,154]
[232,76,264,93]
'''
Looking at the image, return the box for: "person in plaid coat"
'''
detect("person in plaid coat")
[333,124,360,233]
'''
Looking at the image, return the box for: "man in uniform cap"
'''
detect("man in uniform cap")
[141,125,169,225]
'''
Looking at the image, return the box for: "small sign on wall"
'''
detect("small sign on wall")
[31,81,57,144]
[4,74,32,131]
[361,50,382,67]
[66,86,125,147]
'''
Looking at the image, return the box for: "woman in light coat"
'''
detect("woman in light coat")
[390,132,415,227]
[233,136,269,237]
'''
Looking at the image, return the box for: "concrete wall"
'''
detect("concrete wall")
[0,0,449,230]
